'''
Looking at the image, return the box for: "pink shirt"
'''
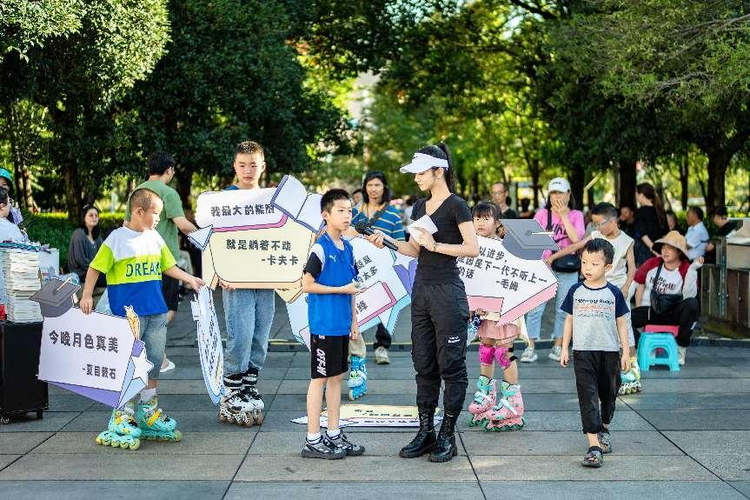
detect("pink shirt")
[534,208,585,259]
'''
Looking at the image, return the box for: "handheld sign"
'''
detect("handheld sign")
[191,286,225,404]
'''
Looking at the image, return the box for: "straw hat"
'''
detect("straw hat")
[652,230,689,258]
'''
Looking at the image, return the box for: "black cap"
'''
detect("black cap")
[501,219,559,260]
[29,278,81,318]
[714,206,729,217]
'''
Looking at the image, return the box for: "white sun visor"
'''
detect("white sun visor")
[399,153,450,174]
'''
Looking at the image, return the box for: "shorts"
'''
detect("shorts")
[161,274,180,312]
[140,313,168,381]
[310,334,349,379]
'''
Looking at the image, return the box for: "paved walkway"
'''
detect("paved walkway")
[1,294,749,499]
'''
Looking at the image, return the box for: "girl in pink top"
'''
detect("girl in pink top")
[520,178,585,364]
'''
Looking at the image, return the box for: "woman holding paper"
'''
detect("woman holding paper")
[364,143,478,463]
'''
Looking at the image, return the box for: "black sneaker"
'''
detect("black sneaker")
[301,436,346,460]
[328,431,365,456]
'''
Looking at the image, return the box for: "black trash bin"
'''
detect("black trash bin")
[0,321,48,424]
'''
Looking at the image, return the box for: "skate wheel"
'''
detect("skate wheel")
[129,439,140,450]
[218,414,227,423]
[348,390,355,401]
[254,413,264,425]
[0,416,10,425]
[173,430,182,442]
[119,441,129,449]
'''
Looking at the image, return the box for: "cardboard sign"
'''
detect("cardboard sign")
[292,404,443,428]
[38,307,153,409]
[192,176,321,292]
[457,235,558,325]
[191,286,225,404]
[285,237,415,349]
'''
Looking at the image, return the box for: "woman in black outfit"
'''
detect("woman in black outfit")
[365,143,479,462]
[634,183,669,266]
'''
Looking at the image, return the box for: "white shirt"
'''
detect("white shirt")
[591,230,634,288]
[0,217,24,243]
[639,261,699,308]
[686,221,709,260]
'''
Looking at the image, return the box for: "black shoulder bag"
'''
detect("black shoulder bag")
[649,261,683,316]
[547,208,581,273]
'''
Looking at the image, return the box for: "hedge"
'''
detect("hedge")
[24,212,125,271]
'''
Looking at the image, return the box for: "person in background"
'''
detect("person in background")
[633,183,669,266]
[0,168,23,227]
[68,205,106,306]
[705,206,738,262]
[491,182,517,219]
[0,188,23,242]
[618,205,636,238]
[685,206,709,261]
[518,198,534,219]
[666,210,681,234]
[403,195,416,229]
[351,189,364,209]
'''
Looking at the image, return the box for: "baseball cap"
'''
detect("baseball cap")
[0,168,12,183]
[400,152,449,174]
[547,177,570,193]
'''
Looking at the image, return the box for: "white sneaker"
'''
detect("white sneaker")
[677,346,686,366]
[520,346,538,363]
[160,358,176,373]
[548,346,563,362]
[374,346,390,365]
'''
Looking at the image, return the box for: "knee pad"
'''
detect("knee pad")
[479,344,495,365]
[495,347,511,369]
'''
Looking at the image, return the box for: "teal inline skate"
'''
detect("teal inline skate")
[136,397,182,442]
[96,406,141,450]
[348,355,368,401]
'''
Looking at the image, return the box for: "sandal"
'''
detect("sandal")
[582,446,603,468]
[598,430,612,453]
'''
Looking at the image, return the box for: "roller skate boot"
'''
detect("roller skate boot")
[219,374,257,427]
[618,357,642,395]
[96,404,141,450]
[136,397,181,442]
[485,381,525,432]
[348,355,367,401]
[242,369,265,425]
[467,376,496,427]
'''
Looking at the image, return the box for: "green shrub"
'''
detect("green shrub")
[24,212,125,271]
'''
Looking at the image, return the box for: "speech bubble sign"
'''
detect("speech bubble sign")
[191,286,225,404]
[457,235,558,325]
[38,307,153,409]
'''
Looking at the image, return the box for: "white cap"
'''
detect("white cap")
[547,177,571,193]
[400,152,449,174]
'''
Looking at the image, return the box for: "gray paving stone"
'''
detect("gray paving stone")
[472,455,716,481]
[225,481,485,500]
[730,481,750,497]
[89,394,227,413]
[234,455,476,482]
[638,410,750,430]
[638,378,750,394]
[0,481,228,500]
[0,454,244,480]
[461,431,682,456]
[0,412,79,433]
[0,455,20,472]
[62,410,263,433]
[31,431,256,455]
[620,393,750,410]
[0,432,53,454]
[248,431,465,456]
[691,453,750,481]
[639,366,750,379]
[47,394,95,412]
[665,431,750,455]
[152,378,281,395]
[457,410,654,432]
[267,393,417,411]
[481,481,746,500]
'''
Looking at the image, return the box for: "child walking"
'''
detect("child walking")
[466,203,526,432]
[560,239,630,468]
[80,188,203,450]
[300,189,365,459]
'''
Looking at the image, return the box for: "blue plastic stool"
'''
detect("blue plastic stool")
[637,331,680,372]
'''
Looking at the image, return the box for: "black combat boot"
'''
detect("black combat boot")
[429,411,459,462]
[399,405,436,458]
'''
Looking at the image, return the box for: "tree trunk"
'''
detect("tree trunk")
[175,163,194,211]
[706,151,729,212]
[617,159,637,210]
[568,163,585,211]
[679,154,689,210]
[528,159,541,209]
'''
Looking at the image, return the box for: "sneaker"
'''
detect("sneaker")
[548,346,563,362]
[520,346,538,363]
[374,346,390,365]
[160,358,176,373]
[328,431,365,456]
[597,430,612,453]
[677,346,686,366]
[301,435,346,460]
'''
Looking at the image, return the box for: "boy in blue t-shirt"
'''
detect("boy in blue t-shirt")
[300,189,365,460]
[560,239,630,468]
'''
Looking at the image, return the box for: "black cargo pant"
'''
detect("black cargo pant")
[630,297,699,348]
[410,281,469,414]
[573,350,621,435]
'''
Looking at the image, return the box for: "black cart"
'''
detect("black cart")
[0,321,48,424]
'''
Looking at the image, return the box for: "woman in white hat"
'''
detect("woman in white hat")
[521,177,585,363]
[630,231,702,365]
[364,143,478,463]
